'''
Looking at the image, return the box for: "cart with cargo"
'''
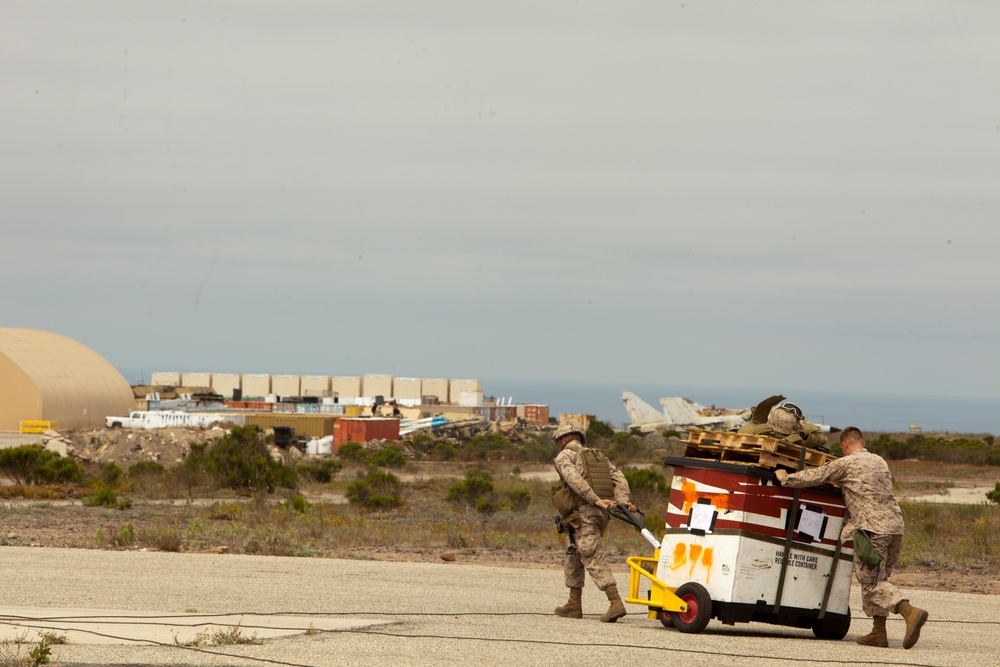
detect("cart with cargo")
[619,430,853,639]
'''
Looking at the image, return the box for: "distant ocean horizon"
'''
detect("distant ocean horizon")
[483,379,1000,436]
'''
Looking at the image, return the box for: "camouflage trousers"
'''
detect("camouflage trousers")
[854,532,905,617]
[564,508,616,591]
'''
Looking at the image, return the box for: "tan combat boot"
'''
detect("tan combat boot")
[554,587,583,619]
[856,616,888,647]
[600,584,627,623]
[896,600,929,649]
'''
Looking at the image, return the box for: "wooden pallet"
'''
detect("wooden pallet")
[682,428,835,469]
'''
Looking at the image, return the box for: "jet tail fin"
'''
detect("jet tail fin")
[659,397,706,425]
[621,392,669,427]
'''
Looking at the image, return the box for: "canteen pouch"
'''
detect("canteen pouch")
[852,529,881,568]
[553,486,576,517]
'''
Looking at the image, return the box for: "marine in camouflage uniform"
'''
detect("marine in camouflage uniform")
[552,420,634,623]
[776,427,929,649]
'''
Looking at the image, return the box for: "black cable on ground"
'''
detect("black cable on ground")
[0,609,974,667]
[342,627,955,667]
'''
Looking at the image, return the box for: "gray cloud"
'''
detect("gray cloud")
[2,1,998,398]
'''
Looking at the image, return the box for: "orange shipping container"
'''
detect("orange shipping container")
[333,418,400,449]
[522,404,550,425]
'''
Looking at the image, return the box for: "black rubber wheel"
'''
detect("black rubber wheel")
[669,582,713,634]
[658,609,674,628]
[109,422,122,429]
[812,613,851,640]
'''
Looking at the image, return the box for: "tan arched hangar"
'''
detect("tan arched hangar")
[0,328,134,432]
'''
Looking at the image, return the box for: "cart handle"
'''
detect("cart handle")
[609,506,661,550]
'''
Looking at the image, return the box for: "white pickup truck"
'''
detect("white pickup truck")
[105,412,152,429]
[104,411,245,430]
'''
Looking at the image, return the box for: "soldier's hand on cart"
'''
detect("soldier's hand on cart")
[596,499,616,510]
[774,469,789,484]
[624,502,637,512]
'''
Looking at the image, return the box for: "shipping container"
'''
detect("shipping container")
[458,390,484,407]
[333,418,400,449]
[362,374,393,399]
[180,372,212,389]
[272,374,302,397]
[301,375,332,397]
[450,379,482,398]
[331,376,362,399]
[296,403,320,414]
[211,373,242,399]
[243,413,336,438]
[318,404,345,415]
[421,378,449,404]
[392,377,422,400]
[487,405,518,421]
[272,402,295,413]
[244,401,273,412]
[242,374,271,398]
[344,405,366,416]
[520,404,550,425]
[151,371,181,386]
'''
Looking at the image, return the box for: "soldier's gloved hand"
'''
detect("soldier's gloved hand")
[774,469,789,484]
[624,502,637,512]
[596,499,615,510]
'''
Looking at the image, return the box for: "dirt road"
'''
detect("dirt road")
[1,546,995,667]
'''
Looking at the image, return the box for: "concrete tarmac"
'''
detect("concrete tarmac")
[0,546,994,666]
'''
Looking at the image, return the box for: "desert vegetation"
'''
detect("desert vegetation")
[1,424,998,577]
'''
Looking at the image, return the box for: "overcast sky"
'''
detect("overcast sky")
[2,2,998,399]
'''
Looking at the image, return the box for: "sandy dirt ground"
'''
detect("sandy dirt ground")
[1,546,998,667]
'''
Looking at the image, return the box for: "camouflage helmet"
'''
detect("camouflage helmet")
[767,404,801,436]
[553,419,586,442]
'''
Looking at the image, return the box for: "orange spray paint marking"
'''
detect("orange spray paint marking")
[681,481,698,514]
[679,480,729,512]
[701,547,714,584]
[669,543,687,570]
[688,544,703,575]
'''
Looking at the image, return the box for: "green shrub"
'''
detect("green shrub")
[85,485,118,508]
[337,442,367,463]
[586,420,615,440]
[465,433,515,460]
[190,426,297,494]
[96,522,136,548]
[285,494,313,513]
[128,461,165,477]
[38,455,85,485]
[409,433,433,448]
[987,482,1000,506]
[346,470,405,509]
[296,459,343,484]
[475,496,498,515]
[370,445,406,469]
[868,434,1000,466]
[446,468,496,507]
[623,467,668,508]
[0,445,84,485]
[504,488,532,512]
[434,442,456,461]
[98,461,123,487]
[608,432,644,462]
